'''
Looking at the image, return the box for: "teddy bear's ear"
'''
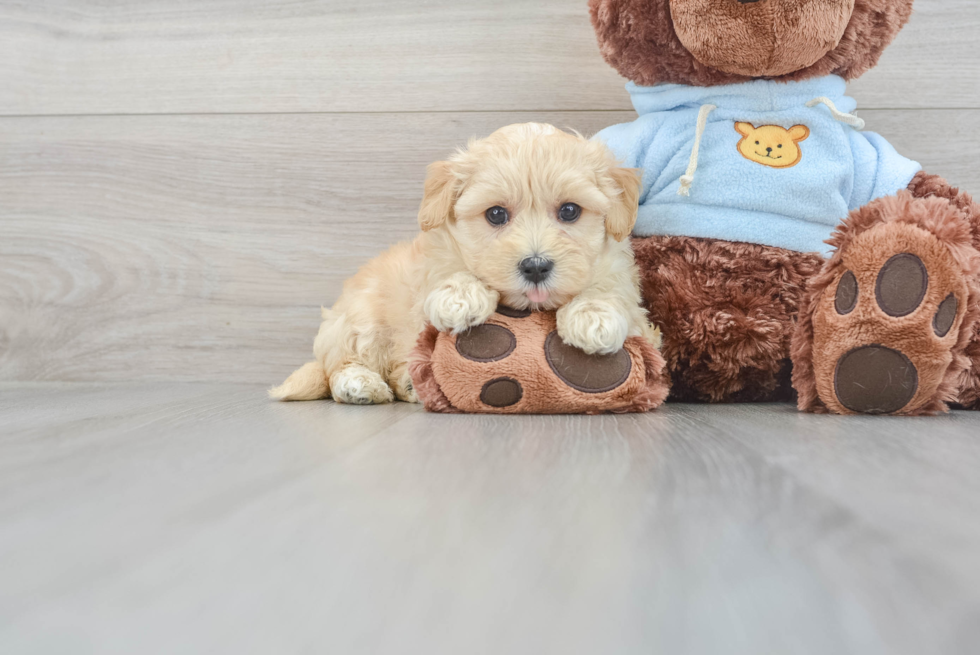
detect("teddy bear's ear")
[735,122,754,137]
[418,161,457,231]
[605,167,643,242]
[789,125,811,142]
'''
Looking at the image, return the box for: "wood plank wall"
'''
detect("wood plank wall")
[1,0,978,383]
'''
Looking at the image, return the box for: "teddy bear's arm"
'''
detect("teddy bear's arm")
[846,129,923,211]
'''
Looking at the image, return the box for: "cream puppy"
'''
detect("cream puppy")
[271,123,652,404]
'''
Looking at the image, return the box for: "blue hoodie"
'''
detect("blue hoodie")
[595,75,921,255]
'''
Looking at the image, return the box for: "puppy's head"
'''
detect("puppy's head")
[418,123,641,310]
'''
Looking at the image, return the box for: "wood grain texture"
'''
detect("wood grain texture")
[0,111,620,383]
[0,0,977,116]
[2,109,978,383]
[2,384,980,654]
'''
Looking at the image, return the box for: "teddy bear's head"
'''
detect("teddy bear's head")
[589,0,914,87]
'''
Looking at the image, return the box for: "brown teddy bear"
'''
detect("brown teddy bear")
[589,0,980,415]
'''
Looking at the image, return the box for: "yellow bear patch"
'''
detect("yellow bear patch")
[735,123,810,169]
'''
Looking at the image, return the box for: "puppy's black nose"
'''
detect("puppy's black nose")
[519,256,554,284]
[766,147,773,153]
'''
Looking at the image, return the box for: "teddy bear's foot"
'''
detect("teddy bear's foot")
[794,192,980,415]
[410,307,670,414]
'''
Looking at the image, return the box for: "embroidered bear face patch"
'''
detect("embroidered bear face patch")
[735,123,810,169]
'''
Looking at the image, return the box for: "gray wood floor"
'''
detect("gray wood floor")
[2,383,980,654]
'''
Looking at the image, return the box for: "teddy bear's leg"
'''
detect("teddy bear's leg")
[793,178,980,415]
[633,235,824,402]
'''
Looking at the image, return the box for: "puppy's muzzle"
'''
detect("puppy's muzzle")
[519,256,554,284]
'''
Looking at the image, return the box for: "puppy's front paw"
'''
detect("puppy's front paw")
[557,299,629,355]
[424,273,500,334]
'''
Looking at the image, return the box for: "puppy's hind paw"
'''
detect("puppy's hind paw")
[424,273,500,334]
[557,299,629,355]
[331,365,394,405]
[390,367,421,403]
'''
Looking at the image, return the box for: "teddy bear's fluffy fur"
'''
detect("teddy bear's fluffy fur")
[271,124,652,405]
[590,0,980,414]
[634,235,824,403]
[590,0,913,87]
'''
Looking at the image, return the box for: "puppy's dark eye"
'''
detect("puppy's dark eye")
[777,144,783,148]
[558,203,582,223]
[755,141,760,145]
[485,206,509,226]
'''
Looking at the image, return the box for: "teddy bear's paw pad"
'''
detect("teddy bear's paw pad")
[874,253,928,317]
[834,271,859,315]
[544,332,632,393]
[495,305,532,319]
[834,345,919,415]
[481,377,524,408]
[456,324,517,362]
[934,294,960,337]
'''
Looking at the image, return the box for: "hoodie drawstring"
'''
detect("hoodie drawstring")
[677,104,717,197]
[806,97,866,130]
[677,97,864,198]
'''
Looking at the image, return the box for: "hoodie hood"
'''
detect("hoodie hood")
[627,76,855,117]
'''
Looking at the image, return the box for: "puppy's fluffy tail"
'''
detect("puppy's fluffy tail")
[268,361,330,401]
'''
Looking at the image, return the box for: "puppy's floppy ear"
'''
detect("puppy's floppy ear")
[418,160,457,231]
[604,167,643,242]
